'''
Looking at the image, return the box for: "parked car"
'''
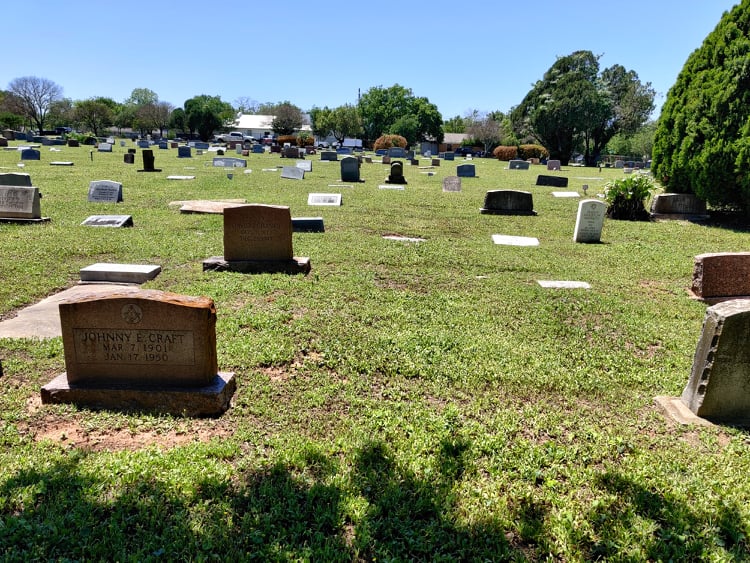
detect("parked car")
[214,131,252,143]
[454,147,481,156]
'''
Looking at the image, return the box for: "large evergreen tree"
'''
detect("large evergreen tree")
[512,51,653,165]
[652,1,750,210]
[184,95,233,141]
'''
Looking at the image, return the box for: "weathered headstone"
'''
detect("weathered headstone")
[573,199,607,243]
[67,139,80,147]
[40,288,235,416]
[480,190,536,215]
[614,160,624,169]
[203,204,310,274]
[307,193,342,206]
[281,166,304,180]
[123,153,135,164]
[81,215,133,227]
[0,186,47,221]
[282,146,301,158]
[177,146,192,158]
[691,252,750,301]
[442,176,461,192]
[651,193,709,220]
[382,155,391,165]
[509,160,530,170]
[340,156,361,182]
[212,157,247,168]
[0,138,8,147]
[98,143,113,152]
[385,161,407,184]
[296,160,312,172]
[0,172,32,186]
[138,149,161,172]
[88,180,123,203]
[431,158,440,167]
[21,149,40,161]
[546,159,561,171]
[679,299,750,424]
[536,175,569,187]
[457,164,476,178]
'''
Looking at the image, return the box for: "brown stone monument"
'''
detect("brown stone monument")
[40,288,235,416]
[691,252,750,302]
[203,204,310,274]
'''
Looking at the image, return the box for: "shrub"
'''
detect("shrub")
[276,134,297,146]
[492,145,517,161]
[296,133,314,146]
[652,1,750,210]
[603,175,654,221]
[518,144,549,160]
[373,134,407,150]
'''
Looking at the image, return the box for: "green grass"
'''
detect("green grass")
[0,142,749,560]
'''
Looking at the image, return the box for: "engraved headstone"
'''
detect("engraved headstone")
[442,176,461,192]
[203,204,310,274]
[0,186,45,220]
[385,161,407,184]
[546,159,561,171]
[340,156,361,182]
[98,143,113,153]
[321,151,338,161]
[680,299,750,424]
[387,147,407,158]
[536,175,569,187]
[650,193,709,220]
[177,146,192,158]
[21,149,40,160]
[382,155,391,165]
[444,152,455,161]
[88,180,123,203]
[509,160,530,170]
[292,217,325,233]
[296,160,312,172]
[281,166,304,180]
[457,164,475,178]
[81,215,133,227]
[573,199,607,243]
[307,193,342,206]
[0,172,32,186]
[480,190,536,215]
[40,288,235,416]
[212,157,247,168]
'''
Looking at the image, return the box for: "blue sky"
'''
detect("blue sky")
[1,1,740,120]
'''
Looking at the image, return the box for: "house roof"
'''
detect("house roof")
[234,114,274,130]
[443,133,469,145]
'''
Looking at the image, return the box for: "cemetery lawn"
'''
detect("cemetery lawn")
[1,145,749,561]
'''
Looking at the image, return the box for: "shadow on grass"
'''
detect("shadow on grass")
[581,470,748,559]
[0,437,544,560]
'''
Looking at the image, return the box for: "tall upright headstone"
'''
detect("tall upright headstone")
[340,156,361,182]
[40,288,235,416]
[138,149,161,172]
[203,204,310,274]
[385,161,407,184]
[573,200,607,243]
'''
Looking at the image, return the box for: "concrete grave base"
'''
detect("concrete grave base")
[0,216,50,223]
[203,256,311,275]
[80,263,161,284]
[480,208,537,215]
[653,396,714,427]
[41,372,236,417]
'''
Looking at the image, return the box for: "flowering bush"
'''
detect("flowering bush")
[492,145,518,161]
[373,134,407,150]
[603,175,655,220]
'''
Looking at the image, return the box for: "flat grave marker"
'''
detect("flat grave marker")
[81,215,133,228]
[307,193,342,206]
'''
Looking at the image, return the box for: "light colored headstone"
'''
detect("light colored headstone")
[97,143,113,152]
[307,193,342,206]
[491,235,540,247]
[296,160,312,172]
[281,166,304,180]
[212,157,247,168]
[166,175,196,180]
[614,160,625,168]
[442,176,461,192]
[382,235,426,243]
[378,184,405,190]
[81,215,133,227]
[537,280,591,289]
[0,186,43,219]
[573,199,607,243]
[552,191,580,198]
[88,180,123,203]
[80,263,161,284]
[680,299,750,424]
[50,161,74,166]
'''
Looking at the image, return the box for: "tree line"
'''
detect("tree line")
[1,50,656,164]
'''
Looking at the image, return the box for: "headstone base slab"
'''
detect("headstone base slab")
[0,217,50,223]
[80,263,162,284]
[480,208,537,216]
[202,256,311,275]
[653,396,715,427]
[137,168,162,173]
[41,372,236,417]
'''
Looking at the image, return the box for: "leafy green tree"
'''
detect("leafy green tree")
[311,104,362,145]
[443,115,466,133]
[73,98,115,136]
[136,101,173,138]
[512,51,653,165]
[271,102,304,135]
[6,76,63,133]
[184,95,233,141]
[652,1,750,210]
[169,107,188,135]
[125,87,158,107]
[390,115,420,146]
[47,98,74,128]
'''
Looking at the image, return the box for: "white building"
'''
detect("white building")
[231,114,311,142]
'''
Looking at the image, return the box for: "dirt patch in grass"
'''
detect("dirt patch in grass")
[22,396,234,452]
